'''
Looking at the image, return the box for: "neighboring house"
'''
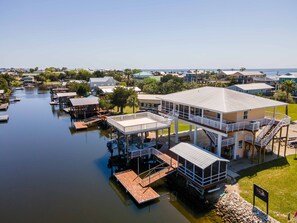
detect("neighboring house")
[22,76,35,84]
[219,71,265,84]
[89,77,118,88]
[279,72,297,83]
[278,72,297,96]
[98,86,141,94]
[228,83,274,95]
[138,94,161,112]
[252,76,277,86]
[184,70,206,82]
[132,71,153,79]
[158,87,290,162]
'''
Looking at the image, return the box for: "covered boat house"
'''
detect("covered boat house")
[69,97,99,118]
[170,143,229,192]
[55,92,77,106]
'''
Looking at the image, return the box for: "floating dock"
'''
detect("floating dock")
[0,103,9,111]
[73,122,88,130]
[73,115,107,131]
[0,115,9,122]
[114,170,160,204]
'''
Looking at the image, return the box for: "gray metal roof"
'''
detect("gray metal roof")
[170,143,228,169]
[69,97,99,106]
[158,86,287,113]
[90,77,116,83]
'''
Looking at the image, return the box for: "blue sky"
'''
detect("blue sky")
[0,0,296,69]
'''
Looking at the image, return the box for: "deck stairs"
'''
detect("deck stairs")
[246,115,290,148]
[204,130,235,147]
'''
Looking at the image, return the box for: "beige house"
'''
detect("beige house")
[158,87,290,162]
[137,94,161,112]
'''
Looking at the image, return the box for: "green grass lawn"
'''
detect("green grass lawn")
[238,155,297,222]
[266,104,297,121]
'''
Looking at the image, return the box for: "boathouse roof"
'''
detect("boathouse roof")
[158,86,286,113]
[69,97,99,107]
[170,143,229,169]
[56,92,77,98]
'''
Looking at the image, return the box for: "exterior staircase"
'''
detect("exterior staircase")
[245,114,290,148]
[204,130,235,147]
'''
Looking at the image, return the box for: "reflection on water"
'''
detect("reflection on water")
[0,88,220,223]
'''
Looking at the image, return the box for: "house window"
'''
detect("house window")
[217,113,221,120]
[243,111,248,119]
[238,140,243,149]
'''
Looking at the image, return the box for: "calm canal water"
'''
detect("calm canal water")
[0,88,220,223]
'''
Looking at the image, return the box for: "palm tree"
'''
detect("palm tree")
[280,80,296,115]
[124,69,132,86]
[127,93,139,113]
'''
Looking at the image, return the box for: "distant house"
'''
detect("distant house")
[89,77,118,89]
[279,72,297,83]
[184,70,206,82]
[138,94,161,112]
[278,72,297,96]
[252,76,277,86]
[98,86,141,94]
[219,71,265,84]
[0,90,4,95]
[228,83,274,95]
[132,71,153,79]
[22,76,35,84]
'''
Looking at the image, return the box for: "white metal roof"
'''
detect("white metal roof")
[232,83,273,91]
[90,77,116,83]
[69,97,99,106]
[221,71,264,76]
[0,90,4,94]
[158,86,287,113]
[138,94,162,101]
[170,143,228,169]
[56,92,77,98]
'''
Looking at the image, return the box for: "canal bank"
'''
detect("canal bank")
[0,88,221,223]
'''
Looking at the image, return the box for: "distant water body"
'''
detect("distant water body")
[144,68,297,78]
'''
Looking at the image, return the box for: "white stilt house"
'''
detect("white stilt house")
[158,87,290,162]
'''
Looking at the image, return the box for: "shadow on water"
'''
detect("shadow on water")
[237,157,290,179]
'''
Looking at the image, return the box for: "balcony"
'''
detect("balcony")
[161,107,278,133]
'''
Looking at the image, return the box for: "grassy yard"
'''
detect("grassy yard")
[266,104,297,121]
[238,155,297,222]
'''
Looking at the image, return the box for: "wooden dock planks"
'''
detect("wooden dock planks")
[73,122,88,130]
[140,166,175,187]
[114,170,160,204]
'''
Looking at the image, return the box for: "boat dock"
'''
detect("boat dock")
[73,115,107,130]
[0,103,9,111]
[114,170,160,204]
[0,115,9,122]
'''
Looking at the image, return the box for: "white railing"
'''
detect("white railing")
[205,131,217,143]
[189,114,261,133]
[256,118,275,142]
[260,116,290,147]
[107,112,172,133]
[222,137,235,147]
[130,148,150,159]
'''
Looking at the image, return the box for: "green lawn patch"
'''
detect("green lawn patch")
[266,104,297,121]
[238,155,297,222]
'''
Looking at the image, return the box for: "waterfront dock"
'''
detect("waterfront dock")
[114,170,160,204]
[73,115,107,130]
[0,115,9,122]
[0,103,9,111]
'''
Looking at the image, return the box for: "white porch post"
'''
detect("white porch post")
[175,119,178,143]
[233,132,238,160]
[189,125,192,133]
[201,109,204,124]
[219,112,223,129]
[194,126,197,145]
[217,134,222,157]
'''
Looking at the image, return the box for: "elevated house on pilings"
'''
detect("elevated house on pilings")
[158,86,290,163]
[170,143,229,194]
[69,97,99,119]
